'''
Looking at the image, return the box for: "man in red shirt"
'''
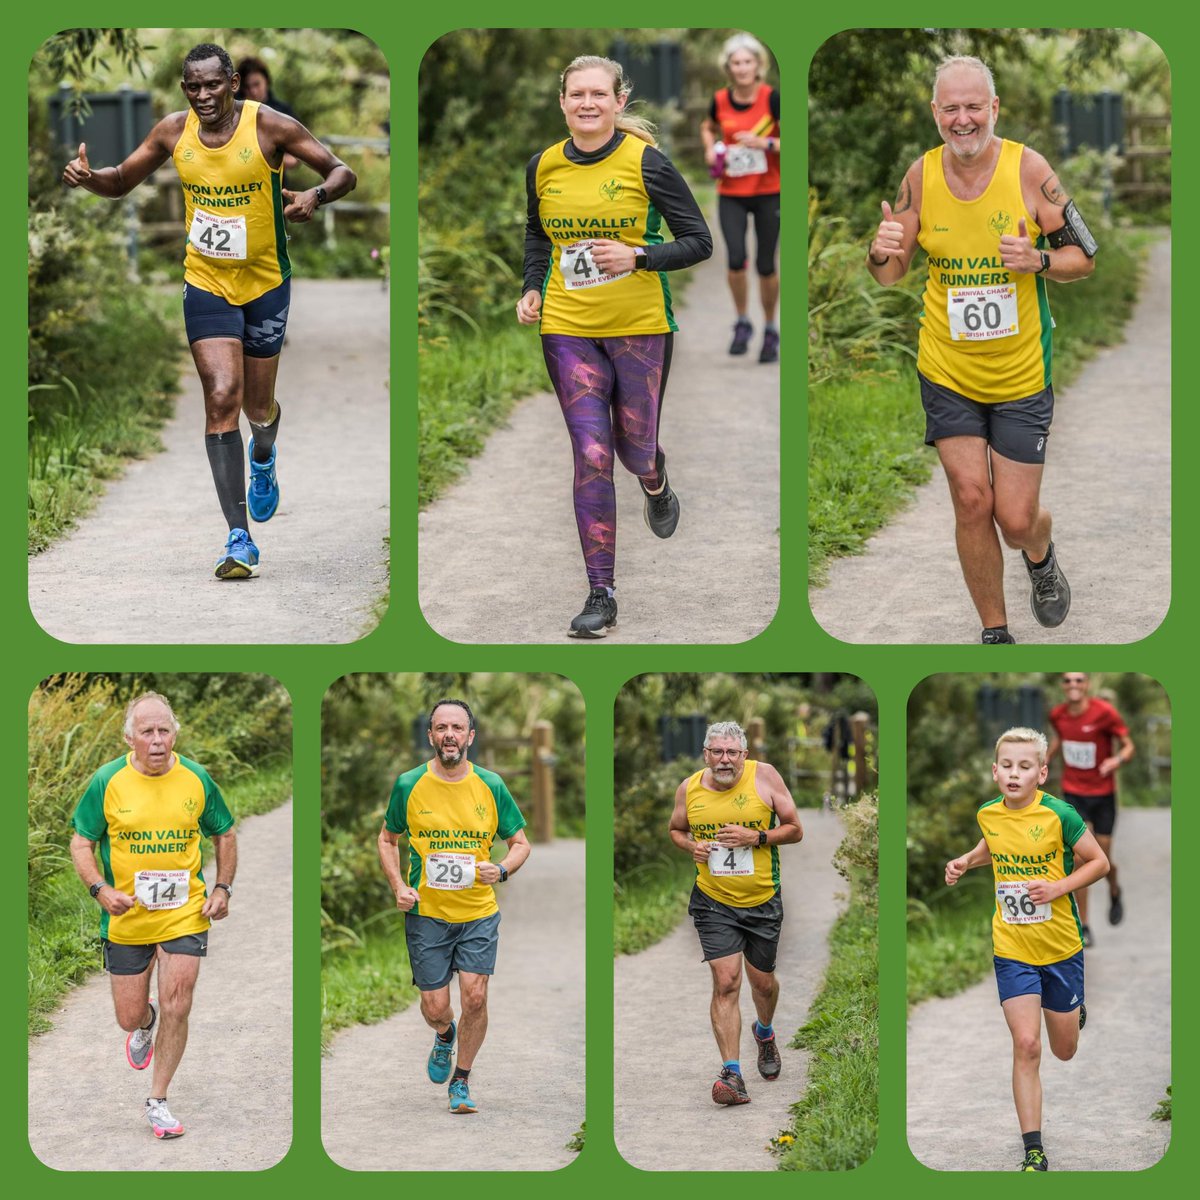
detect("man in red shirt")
[1047,673,1134,946]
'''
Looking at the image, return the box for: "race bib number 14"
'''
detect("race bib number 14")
[134,869,190,911]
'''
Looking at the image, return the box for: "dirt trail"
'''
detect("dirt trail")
[28,280,389,644]
[28,799,293,1170]
[321,838,585,1170]
[613,809,845,1170]
[908,807,1171,1170]
[418,225,780,643]
[811,235,1171,644]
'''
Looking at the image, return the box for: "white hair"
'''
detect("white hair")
[994,726,1048,763]
[933,55,996,103]
[124,691,180,738]
[720,33,769,79]
[704,721,748,750]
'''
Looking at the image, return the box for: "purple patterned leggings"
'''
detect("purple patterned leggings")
[542,333,673,589]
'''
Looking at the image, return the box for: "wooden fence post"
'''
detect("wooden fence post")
[747,716,766,761]
[851,711,870,796]
[531,720,555,842]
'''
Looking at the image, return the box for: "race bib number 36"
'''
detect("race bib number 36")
[708,845,754,877]
[134,869,190,911]
[426,852,476,891]
[947,284,1018,341]
[1062,740,1098,770]
[724,144,768,178]
[996,880,1051,924]
[189,209,248,260]
[559,241,630,289]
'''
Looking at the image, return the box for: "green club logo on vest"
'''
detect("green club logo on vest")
[732,793,749,810]
[238,147,253,163]
[988,209,1013,237]
[1028,824,1044,842]
[181,148,194,162]
[474,802,487,820]
[183,797,198,817]
[599,178,623,202]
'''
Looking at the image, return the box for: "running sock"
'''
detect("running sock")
[205,431,247,529]
[452,1066,470,1082]
[605,587,616,599]
[1022,1131,1043,1152]
[141,1007,156,1031]
[1025,548,1051,570]
[436,1025,455,1044]
[764,322,779,333]
[723,1060,741,1075]
[754,1021,774,1040]
[249,399,281,462]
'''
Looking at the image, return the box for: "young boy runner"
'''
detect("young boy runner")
[945,727,1109,1171]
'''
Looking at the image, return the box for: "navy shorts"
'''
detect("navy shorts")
[183,278,291,358]
[1064,791,1117,837]
[688,884,782,973]
[102,932,208,976]
[918,370,1054,464]
[994,950,1084,1012]
[404,911,501,991]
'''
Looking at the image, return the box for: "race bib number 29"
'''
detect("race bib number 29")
[996,880,1050,924]
[189,209,248,260]
[134,869,190,911]
[559,241,630,290]
[426,852,476,891]
[947,284,1018,341]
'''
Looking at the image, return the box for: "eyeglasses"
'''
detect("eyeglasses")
[1061,676,1088,684]
[704,748,746,760]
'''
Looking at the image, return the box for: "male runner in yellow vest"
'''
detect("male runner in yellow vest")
[70,692,237,1140]
[378,699,531,1114]
[668,720,803,1105]
[62,43,356,579]
[867,56,1097,644]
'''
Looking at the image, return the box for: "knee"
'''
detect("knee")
[1013,1032,1041,1064]
[948,478,994,525]
[995,506,1038,548]
[115,1008,145,1033]
[748,974,775,1002]
[712,971,742,1001]
[1050,1036,1078,1062]
[614,442,654,479]
[420,993,450,1024]
[160,985,195,1023]
[459,981,488,1017]
[205,380,243,423]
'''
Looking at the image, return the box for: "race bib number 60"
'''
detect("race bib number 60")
[134,869,190,911]
[996,880,1051,924]
[947,284,1018,341]
[708,845,754,876]
[189,209,248,260]
[559,240,629,290]
[426,852,476,891]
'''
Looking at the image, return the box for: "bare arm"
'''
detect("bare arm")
[201,829,237,919]
[1100,732,1135,779]
[669,780,709,864]
[477,828,531,884]
[260,109,356,222]
[69,833,135,915]
[945,836,990,885]
[716,762,803,848]
[62,115,181,198]
[1013,148,1095,283]
[378,823,420,911]
[867,160,922,285]
[1027,830,1109,904]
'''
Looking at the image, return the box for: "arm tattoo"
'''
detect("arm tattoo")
[894,177,913,214]
[1040,174,1067,206]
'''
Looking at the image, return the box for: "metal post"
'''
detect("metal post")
[531,720,555,843]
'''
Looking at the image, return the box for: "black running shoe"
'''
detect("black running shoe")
[729,317,753,355]
[641,473,680,538]
[1081,924,1093,948]
[1024,542,1071,627]
[1109,889,1124,926]
[568,588,617,639]
[712,1067,751,1106]
[1079,1002,1087,1031]
[759,328,779,363]
[1018,1148,1048,1172]
[982,628,1017,644]
[754,1029,781,1080]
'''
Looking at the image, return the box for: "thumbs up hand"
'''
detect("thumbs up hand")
[63,142,92,188]
[999,215,1040,273]
[870,199,906,264]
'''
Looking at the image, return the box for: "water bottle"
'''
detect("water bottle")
[709,140,726,179]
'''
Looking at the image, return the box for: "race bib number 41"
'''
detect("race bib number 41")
[708,845,754,877]
[725,144,768,178]
[947,284,1018,341]
[559,240,629,290]
[189,209,248,260]
[426,852,476,891]
[134,869,190,911]
[996,880,1051,924]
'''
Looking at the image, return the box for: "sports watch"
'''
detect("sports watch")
[89,881,106,900]
[315,186,328,207]
[633,248,648,271]
[498,865,509,883]
[1036,251,1051,274]
[757,830,768,848]
[214,883,233,898]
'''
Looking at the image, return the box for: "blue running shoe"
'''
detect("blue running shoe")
[448,1077,477,1114]
[214,528,259,579]
[247,438,280,522]
[428,1021,456,1084]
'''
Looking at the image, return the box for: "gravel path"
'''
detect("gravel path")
[322,838,586,1170]
[614,809,846,1170]
[28,280,389,644]
[907,807,1171,1170]
[811,235,1170,644]
[28,799,293,1170]
[418,224,780,643]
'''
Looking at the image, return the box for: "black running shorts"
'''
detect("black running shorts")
[183,277,291,358]
[688,883,782,973]
[918,370,1054,464]
[1063,790,1117,837]
[102,932,208,976]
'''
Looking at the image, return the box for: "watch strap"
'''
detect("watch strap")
[214,883,233,897]
[89,881,105,899]
[315,186,328,207]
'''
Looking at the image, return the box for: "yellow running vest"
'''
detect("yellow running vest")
[917,140,1052,402]
[173,100,290,304]
[686,760,779,908]
[534,135,676,337]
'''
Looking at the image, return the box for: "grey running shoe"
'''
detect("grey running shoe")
[145,1096,184,1139]
[981,628,1017,644]
[125,998,157,1070]
[1024,542,1071,627]
[729,317,753,355]
[759,328,779,363]
[712,1066,751,1105]
[754,1030,782,1080]
[641,472,680,538]
[568,588,617,639]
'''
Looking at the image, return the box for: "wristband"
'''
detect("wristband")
[868,252,889,267]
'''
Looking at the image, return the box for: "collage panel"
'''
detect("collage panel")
[906,671,1171,1171]
[417,28,780,644]
[320,673,585,1168]
[613,673,877,1170]
[27,672,293,1166]
[807,29,1170,645]
[27,29,390,644]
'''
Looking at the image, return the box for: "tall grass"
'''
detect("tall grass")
[906,888,995,1007]
[613,855,695,955]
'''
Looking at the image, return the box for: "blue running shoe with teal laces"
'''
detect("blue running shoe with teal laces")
[214,528,260,579]
[247,438,280,522]
[428,1021,456,1084]
[448,1076,477,1114]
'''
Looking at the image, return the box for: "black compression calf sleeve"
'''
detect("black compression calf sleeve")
[205,431,247,530]
[249,399,281,463]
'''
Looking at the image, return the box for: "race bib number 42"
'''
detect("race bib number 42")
[724,144,768,178]
[947,284,1018,341]
[559,240,630,289]
[189,209,248,260]
[996,880,1051,924]
[426,852,476,891]
[708,845,754,877]
[134,869,190,911]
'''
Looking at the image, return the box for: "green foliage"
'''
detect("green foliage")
[565,1122,587,1153]
[1151,1086,1172,1122]
[321,921,419,1051]
[906,892,995,1006]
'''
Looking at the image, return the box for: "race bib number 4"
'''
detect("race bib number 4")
[134,869,190,911]
[708,845,754,877]
[426,852,477,891]
[725,144,768,178]
[1062,740,1097,770]
[947,284,1018,341]
[559,240,629,290]
[996,880,1051,924]
[189,209,248,260]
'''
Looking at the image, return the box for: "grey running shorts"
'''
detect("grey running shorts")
[405,910,501,991]
[102,932,208,976]
[688,884,782,973]
[918,370,1054,464]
